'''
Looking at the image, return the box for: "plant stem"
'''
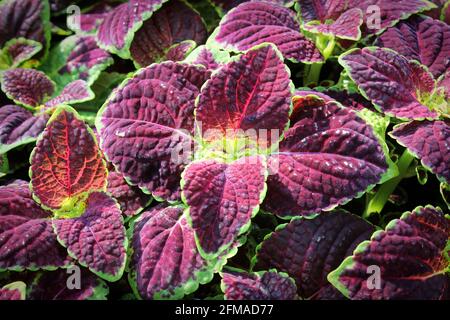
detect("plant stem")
[304,63,323,86]
[364,149,415,218]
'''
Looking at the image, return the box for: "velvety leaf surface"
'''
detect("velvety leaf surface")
[211,1,323,63]
[0,282,25,300]
[27,268,108,300]
[182,156,266,258]
[53,192,127,281]
[253,211,375,299]
[130,205,212,299]
[390,120,450,183]
[0,180,69,271]
[328,206,450,299]
[0,0,50,51]
[184,45,230,70]
[96,62,210,202]
[303,8,363,40]
[44,80,94,108]
[318,88,376,112]
[196,44,292,148]
[2,38,42,68]
[97,0,169,58]
[30,107,107,211]
[1,68,54,108]
[107,171,152,217]
[376,16,450,79]
[211,0,295,12]
[130,0,207,67]
[221,270,297,300]
[339,47,439,120]
[263,100,389,217]
[0,105,48,154]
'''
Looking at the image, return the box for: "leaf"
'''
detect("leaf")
[339,47,441,120]
[129,205,218,299]
[253,211,375,299]
[30,106,107,213]
[96,0,170,59]
[1,38,42,68]
[67,1,116,34]
[328,206,450,300]
[96,61,210,202]
[0,282,26,300]
[107,171,152,217]
[221,269,297,300]
[53,192,127,282]
[0,105,48,154]
[184,45,230,70]
[303,8,363,40]
[390,120,450,184]
[1,68,55,108]
[182,156,267,258]
[263,100,390,217]
[130,0,207,68]
[0,180,70,271]
[165,40,197,62]
[195,43,293,149]
[211,0,295,13]
[376,16,450,80]
[0,0,51,55]
[27,268,109,300]
[210,1,323,63]
[44,80,95,109]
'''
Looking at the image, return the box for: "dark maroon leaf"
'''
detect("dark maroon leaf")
[0,282,25,300]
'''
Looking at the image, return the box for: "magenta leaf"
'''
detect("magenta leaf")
[390,120,450,184]
[130,0,207,68]
[96,62,210,202]
[129,205,226,299]
[107,171,152,217]
[1,68,55,108]
[329,206,450,300]
[30,106,107,213]
[0,0,51,55]
[210,1,323,63]
[97,0,169,58]
[221,269,297,300]
[339,47,441,120]
[0,180,70,271]
[376,16,450,79]
[196,44,293,149]
[211,0,295,13]
[27,268,108,300]
[0,282,26,300]
[253,211,375,299]
[53,192,127,282]
[182,156,267,258]
[44,80,94,109]
[1,38,42,68]
[263,100,389,217]
[0,105,48,154]
[184,45,230,70]
[165,41,197,62]
[67,1,117,34]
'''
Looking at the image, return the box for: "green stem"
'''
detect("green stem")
[364,149,415,218]
[304,63,323,86]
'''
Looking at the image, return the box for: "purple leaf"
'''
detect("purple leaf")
[53,192,127,282]
[130,0,207,68]
[97,0,169,58]
[1,68,55,108]
[339,47,440,120]
[211,1,323,63]
[2,38,42,68]
[182,156,266,258]
[211,0,295,13]
[0,282,26,300]
[328,206,450,300]
[0,0,51,53]
[0,105,48,154]
[44,80,94,108]
[253,211,375,299]
[390,120,450,184]
[107,171,152,217]
[27,268,108,300]
[303,8,363,40]
[263,100,389,217]
[0,180,70,271]
[221,269,297,300]
[376,16,450,79]
[129,205,217,299]
[316,87,377,112]
[196,44,293,149]
[96,62,210,202]
[67,1,117,34]
[165,40,197,63]
[184,45,230,71]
